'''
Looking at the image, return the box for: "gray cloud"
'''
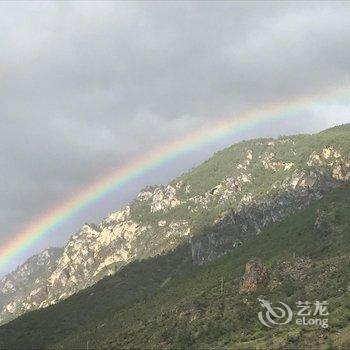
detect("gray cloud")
[1,1,350,274]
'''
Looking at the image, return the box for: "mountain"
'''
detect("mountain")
[0,182,349,349]
[0,124,349,329]
[0,247,63,324]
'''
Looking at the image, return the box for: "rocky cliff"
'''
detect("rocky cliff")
[0,124,349,324]
[0,247,62,324]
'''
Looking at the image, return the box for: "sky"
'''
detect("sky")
[1,1,350,276]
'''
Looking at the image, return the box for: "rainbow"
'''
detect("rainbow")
[1,86,349,272]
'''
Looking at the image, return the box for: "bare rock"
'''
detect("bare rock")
[239,259,269,293]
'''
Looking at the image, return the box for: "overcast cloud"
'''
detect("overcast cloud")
[1,1,350,275]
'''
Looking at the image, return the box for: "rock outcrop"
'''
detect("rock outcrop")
[0,248,62,324]
[151,185,181,212]
[239,259,269,293]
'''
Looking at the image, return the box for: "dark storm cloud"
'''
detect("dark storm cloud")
[1,1,350,273]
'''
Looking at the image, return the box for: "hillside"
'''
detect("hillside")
[0,124,349,327]
[0,183,349,348]
[0,247,63,324]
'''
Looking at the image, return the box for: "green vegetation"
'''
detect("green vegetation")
[171,126,350,197]
[0,183,349,349]
[130,125,350,231]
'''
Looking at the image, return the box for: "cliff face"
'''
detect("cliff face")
[189,167,341,263]
[0,124,349,324]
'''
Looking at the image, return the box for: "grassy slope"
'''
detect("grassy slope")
[0,183,349,349]
[130,124,350,236]
[172,123,350,197]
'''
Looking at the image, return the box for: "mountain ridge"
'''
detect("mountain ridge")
[0,124,349,325]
